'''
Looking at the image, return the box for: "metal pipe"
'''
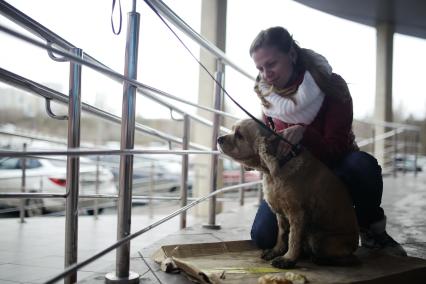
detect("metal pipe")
[392,129,398,178]
[44,180,261,284]
[0,67,211,150]
[403,130,408,175]
[0,25,240,124]
[148,162,155,218]
[0,179,261,200]
[0,193,66,198]
[414,132,419,178]
[180,114,190,229]
[204,61,224,230]
[64,47,83,284]
[146,0,255,81]
[258,173,264,206]
[19,143,27,223]
[94,156,100,219]
[0,148,219,157]
[239,165,245,206]
[106,10,140,283]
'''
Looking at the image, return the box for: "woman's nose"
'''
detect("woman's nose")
[263,70,273,80]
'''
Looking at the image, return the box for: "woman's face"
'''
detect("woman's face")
[252,46,295,89]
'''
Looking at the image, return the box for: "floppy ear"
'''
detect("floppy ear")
[265,135,281,157]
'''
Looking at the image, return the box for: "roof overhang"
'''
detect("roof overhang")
[294,0,426,39]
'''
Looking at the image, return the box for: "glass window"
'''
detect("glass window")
[27,159,42,169]
[0,158,20,169]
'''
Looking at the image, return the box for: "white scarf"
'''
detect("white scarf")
[256,49,333,125]
[259,71,325,125]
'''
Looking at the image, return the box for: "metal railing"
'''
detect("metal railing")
[354,119,421,176]
[0,0,260,283]
[0,0,422,283]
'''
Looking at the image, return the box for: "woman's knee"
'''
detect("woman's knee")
[251,200,278,249]
[342,151,381,174]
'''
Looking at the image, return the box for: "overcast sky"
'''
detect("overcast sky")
[1,0,426,120]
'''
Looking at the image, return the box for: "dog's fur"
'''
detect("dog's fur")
[217,119,359,268]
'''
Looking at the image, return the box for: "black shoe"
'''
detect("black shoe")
[360,229,407,257]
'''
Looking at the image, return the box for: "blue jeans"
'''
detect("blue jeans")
[250,151,385,249]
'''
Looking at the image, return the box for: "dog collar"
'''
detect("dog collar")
[279,143,303,167]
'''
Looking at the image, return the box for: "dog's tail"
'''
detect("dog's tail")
[311,254,361,266]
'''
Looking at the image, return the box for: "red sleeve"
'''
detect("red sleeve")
[301,75,357,166]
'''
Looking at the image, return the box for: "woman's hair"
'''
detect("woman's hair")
[249,26,349,99]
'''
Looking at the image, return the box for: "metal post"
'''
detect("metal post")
[414,131,419,178]
[392,129,398,178]
[19,143,27,223]
[403,130,407,175]
[239,166,245,206]
[94,156,100,219]
[180,114,190,229]
[105,5,140,283]
[258,173,263,206]
[203,60,224,230]
[149,162,154,219]
[64,47,83,284]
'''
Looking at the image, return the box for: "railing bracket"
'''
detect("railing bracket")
[46,41,68,62]
[45,98,68,120]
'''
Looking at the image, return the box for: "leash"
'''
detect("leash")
[111,0,123,35]
[143,0,300,157]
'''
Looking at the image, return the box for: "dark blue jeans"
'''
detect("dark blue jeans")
[250,151,385,249]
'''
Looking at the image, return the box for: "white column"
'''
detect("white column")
[374,21,394,166]
[193,0,227,217]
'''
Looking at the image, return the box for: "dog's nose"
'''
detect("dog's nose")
[217,136,224,145]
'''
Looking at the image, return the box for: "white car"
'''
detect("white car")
[0,156,117,216]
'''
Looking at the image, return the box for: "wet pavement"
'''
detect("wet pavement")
[0,172,425,283]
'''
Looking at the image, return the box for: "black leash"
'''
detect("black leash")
[111,0,123,35]
[143,0,300,156]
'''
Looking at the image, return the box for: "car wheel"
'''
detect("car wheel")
[25,199,45,217]
[86,208,104,215]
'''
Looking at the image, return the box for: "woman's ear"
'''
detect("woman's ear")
[289,46,297,65]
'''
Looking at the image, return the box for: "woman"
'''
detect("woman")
[249,26,406,257]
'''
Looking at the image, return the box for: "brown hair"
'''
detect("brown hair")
[250,27,349,100]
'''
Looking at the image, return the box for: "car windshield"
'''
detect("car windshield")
[0,157,18,169]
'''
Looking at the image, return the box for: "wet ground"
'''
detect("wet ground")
[0,173,425,283]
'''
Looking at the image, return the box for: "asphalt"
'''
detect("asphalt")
[0,172,425,283]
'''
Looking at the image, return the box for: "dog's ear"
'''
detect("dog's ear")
[244,166,254,171]
[265,136,280,156]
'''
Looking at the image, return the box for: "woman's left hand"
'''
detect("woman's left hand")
[276,124,306,156]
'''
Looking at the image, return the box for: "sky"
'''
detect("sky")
[1,0,426,120]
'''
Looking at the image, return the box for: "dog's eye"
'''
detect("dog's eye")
[235,130,243,140]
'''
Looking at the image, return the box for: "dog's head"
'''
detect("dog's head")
[217,119,278,172]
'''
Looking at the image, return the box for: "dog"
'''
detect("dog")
[217,119,359,269]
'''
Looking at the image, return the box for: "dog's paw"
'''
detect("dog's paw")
[271,256,296,269]
[261,249,279,261]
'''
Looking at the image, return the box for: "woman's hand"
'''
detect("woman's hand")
[276,125,305,156]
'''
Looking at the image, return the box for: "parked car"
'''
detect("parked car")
[0,156,117,216]
[394,157,423,172]
[222,159,261,188]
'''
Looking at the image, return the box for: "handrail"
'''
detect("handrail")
[146,0,256,81]
[44,180,262,284]
[0,67,210,150]
[0,1,242,124]
[0,148,220,157]
[0,25,238,129]
[356,119,420,131]
[357,128,405,148]
[0,180,260,201]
